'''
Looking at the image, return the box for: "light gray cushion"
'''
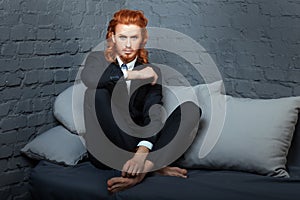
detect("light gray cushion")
[21,126,86,166]
[53,82,86,134]
[179,95,300,177]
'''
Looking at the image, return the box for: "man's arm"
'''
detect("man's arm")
[81,51,123,91]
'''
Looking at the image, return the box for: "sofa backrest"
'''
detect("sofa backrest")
[287,113,300,168]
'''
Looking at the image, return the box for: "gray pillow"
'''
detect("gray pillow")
[179,95,300,178]
[21,126,87,166]
[53,82,86,134]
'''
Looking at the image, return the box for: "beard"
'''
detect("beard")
[119,50,139,64]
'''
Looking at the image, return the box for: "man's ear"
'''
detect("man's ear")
[112,35,115,43]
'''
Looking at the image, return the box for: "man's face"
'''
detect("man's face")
[113,24,143,63]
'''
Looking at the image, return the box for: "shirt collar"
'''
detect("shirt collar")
[116,56,137,71]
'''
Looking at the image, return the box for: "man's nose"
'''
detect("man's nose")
[125,38,131,48]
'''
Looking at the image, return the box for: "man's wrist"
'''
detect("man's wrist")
[136,146,150,154]
[127,70,140,80]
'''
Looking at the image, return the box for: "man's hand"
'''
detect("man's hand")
[127,66,158,85]
[107,160,154,193]
[122,146,150,177]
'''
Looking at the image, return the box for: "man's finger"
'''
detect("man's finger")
[122,163,130,177]
[151,74,158,85]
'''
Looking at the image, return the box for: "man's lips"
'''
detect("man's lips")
[123,49,133,54]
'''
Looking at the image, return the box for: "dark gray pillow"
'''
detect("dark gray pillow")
[21,126,86,166]
[179,95,300,177]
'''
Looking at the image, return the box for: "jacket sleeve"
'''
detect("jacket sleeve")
[142,66,164,146]
[80,51,123,91]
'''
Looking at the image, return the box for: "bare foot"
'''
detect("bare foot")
[107,173,146,193]
[156,166,188,178]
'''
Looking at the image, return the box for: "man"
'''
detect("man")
[81,9,201,193]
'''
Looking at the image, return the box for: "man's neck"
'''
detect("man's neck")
[116,56,137,69]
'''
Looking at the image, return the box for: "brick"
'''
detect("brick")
[82,15,95,27]
[287,70,300,83]
[5,72,23,86]
[65,40,79,55]
[0,59,19,72]
[18,42,34,55]
[40,84,56,96]
[10,24,36,41]
[294,85,300,96]
[280,2,300,16]
[38,70,54,84]
[72,53,85,66]
[0,14,19,26]
[14,99,32,113]
[0,145,14,159]
[22,13,38,25]
[20,57,44,70]
[260,0,281,16]
[235,80,255,97]
[0,115,27,131]
[54,13,72,29]
[55,82,72,95]
[86,1,97,15]
[55,70,69,82]
[223,65,236,78]
[254,54,274,67]
[1,43,17,56]
[0,131,17,145]
[69,67,80,81]
[27,113,48,127]
[271,16,300,28]
[12,192,32,200]
[38,14,54,26]
[70,0,86,14]
[24,71,39,85]
[36,123,57,135]
[292,56,300,69]
[32,97,51,112]
[253,82,293,98]
[0,87,22,102]
[49,41,66,54]
[0,187,12,200]
[236,54,254,67]
[13,143,26,157]
[0,170,24,187]
[47,0,63,12]
[264,69,288,82]
[0,160,8,172]
[9,183,32,200]
[45,55,74,68]
[0,27,10,41]
[21,87,40,99]
[235,67,264,81]
[0,102,11,117]
[71,13,83,27]
[37,28,55,40]
[17,127,35,142]
[35,43,51,55]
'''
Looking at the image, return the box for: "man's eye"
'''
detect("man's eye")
[119,36,126,40]
[131,36,138,40]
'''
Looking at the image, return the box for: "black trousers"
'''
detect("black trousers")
[88,89,201,170]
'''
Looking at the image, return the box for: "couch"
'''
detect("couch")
[21,51,300,200]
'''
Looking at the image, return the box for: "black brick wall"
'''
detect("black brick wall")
[0,0,125,199]
[0,0,299,199]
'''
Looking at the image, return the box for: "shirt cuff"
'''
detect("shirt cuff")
[137,141,153,150]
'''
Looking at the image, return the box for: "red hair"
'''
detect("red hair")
[105,9,149,64]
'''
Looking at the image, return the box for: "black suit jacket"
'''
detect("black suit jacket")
[81,51,163,145]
